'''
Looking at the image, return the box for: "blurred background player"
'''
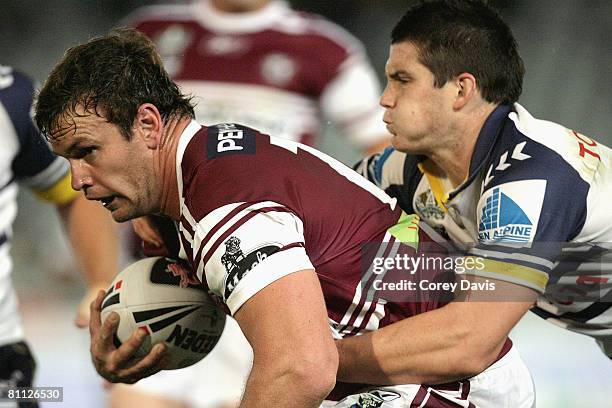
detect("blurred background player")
[0,66,119,407]
[111,1,391,407]
[124,0,390,157]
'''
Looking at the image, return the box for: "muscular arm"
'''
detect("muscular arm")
[336,276,537,385]
[57,195,119,326]
[235,269,338,408]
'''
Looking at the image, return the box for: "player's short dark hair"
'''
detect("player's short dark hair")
[391,0,524,104]
[35,28,194,139]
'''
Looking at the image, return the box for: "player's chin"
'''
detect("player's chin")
[109,204,139,223]
[390,134,412,153]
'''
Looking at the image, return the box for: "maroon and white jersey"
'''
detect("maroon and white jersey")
[125,0,387,148]
[176,121,451,339]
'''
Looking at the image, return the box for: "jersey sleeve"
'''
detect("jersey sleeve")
[190,201,314,315]
[466,138,590,293]
[0,67,78,205]
[354,147,424,214]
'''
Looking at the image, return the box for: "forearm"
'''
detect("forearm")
[58,196,119,287]
[337,301,518,385]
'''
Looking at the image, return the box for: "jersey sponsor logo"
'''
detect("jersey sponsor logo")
[221,236,281,299]
[207,123,256,159]
[477,180,546,244]
[572,130,601,161]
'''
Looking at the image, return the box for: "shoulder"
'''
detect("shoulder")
[482,103,601,192]
[0,67,42,155]
[0,66,36,119]
[477,104,611,241]
[270,10,366,67]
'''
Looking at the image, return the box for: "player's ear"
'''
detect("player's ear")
[452,72,477,110]
[133,103,162,149]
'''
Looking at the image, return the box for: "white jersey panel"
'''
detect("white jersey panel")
[194,202,313,315]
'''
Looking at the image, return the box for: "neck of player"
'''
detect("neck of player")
[430,103,497,188]
[157,116,191,220]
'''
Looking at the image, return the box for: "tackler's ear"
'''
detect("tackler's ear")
[134,103,163,149]
[452,72,478,110]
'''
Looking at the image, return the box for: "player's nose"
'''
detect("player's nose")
[380,84,395,109]
[69,160,93,192]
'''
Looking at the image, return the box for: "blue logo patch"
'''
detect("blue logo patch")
[207,123,256,159]
[478,187,533,243]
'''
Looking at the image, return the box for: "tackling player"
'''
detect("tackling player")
[0,66,119,407]
[343,0,612,388]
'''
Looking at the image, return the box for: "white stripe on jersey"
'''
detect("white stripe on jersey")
[337,232,402,337]
[349,237,402,332]
[469,247,555,269]
[364,301,386,332]
[192,201,292,282]
[338,230,394,327]
[176,119,203,214]
[193,0,291,34]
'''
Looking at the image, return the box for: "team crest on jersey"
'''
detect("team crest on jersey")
[260,53,296,86]
[414,189,445,221]
[221,236,281,299]
[477,180,546,244]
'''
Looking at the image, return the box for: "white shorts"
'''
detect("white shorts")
[323,344,535,408]
[132,316,253,408]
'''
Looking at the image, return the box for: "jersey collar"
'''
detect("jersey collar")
[194,0,290,34]
[447,104,513,200]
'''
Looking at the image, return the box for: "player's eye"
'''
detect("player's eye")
[388,73,410,85]
[74,146,97,159]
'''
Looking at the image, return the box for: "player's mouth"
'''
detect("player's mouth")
[99,195,117,209]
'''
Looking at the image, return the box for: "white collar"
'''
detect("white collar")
[193,0,290,34]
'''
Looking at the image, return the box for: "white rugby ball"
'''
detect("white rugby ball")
[100,257,226,370]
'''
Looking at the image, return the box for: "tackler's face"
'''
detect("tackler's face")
[50,106,159,222]
[380,41,457,155]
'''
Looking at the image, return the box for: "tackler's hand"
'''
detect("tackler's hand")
[89,290,168,384]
